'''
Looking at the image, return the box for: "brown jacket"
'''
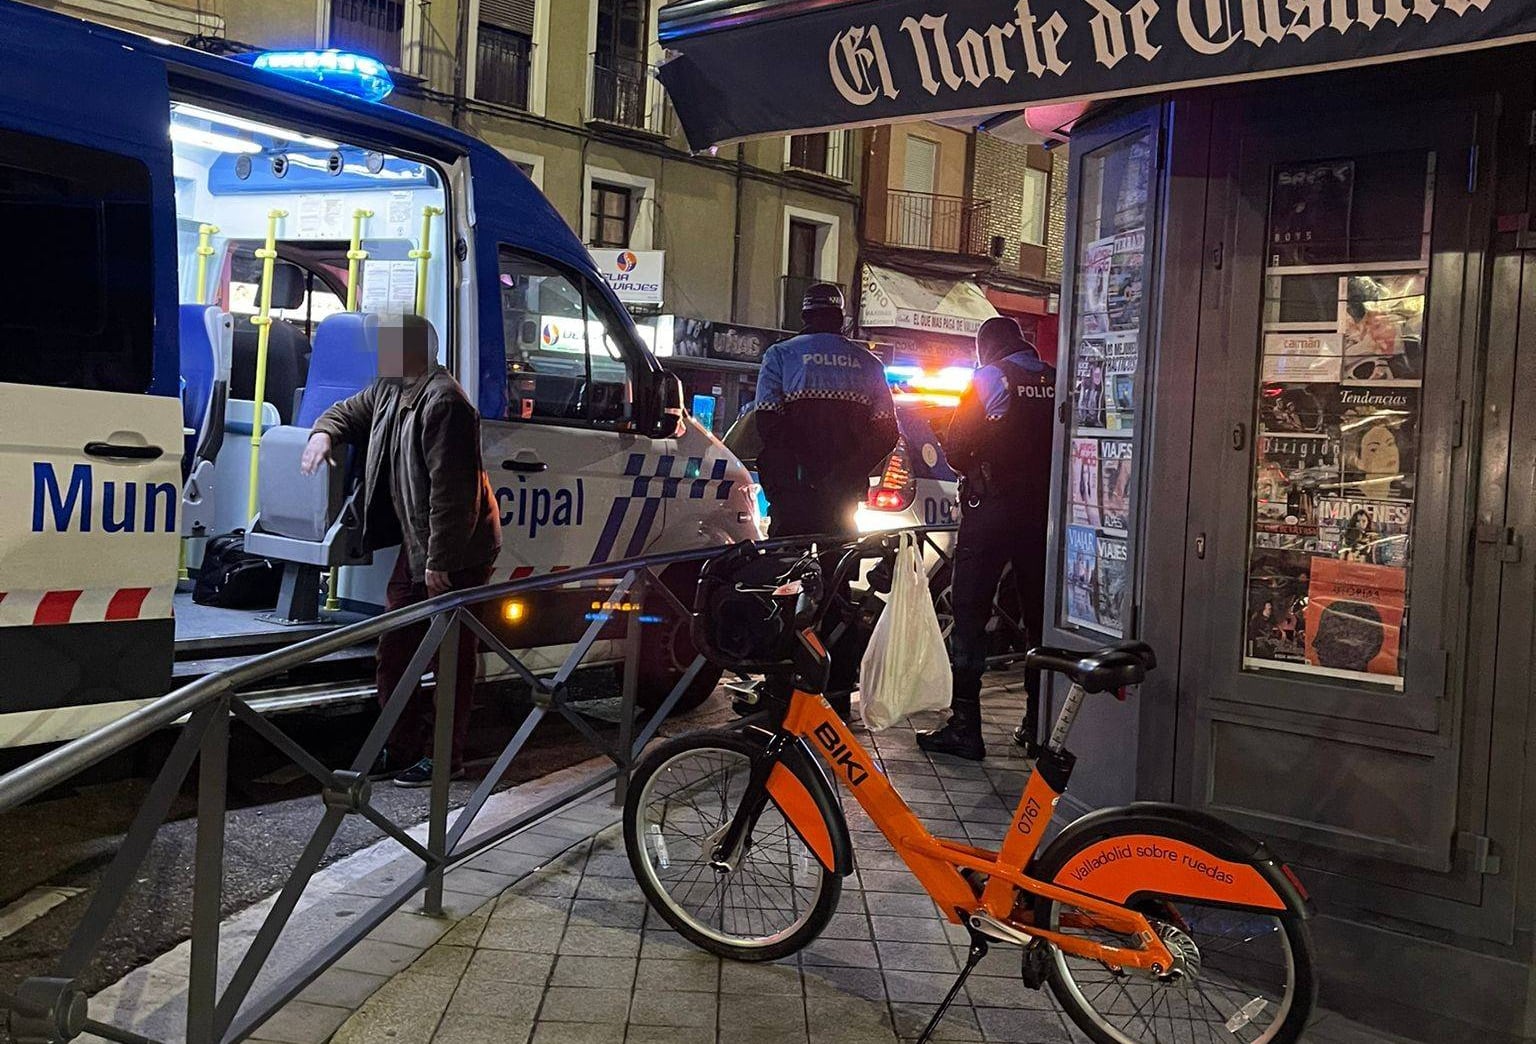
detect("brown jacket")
[311,367,501,578]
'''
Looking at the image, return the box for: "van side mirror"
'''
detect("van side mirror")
[650,372,685,439]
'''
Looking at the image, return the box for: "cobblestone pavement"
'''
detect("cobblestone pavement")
[220,675,1409,1044]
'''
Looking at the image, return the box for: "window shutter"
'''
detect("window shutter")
[479,0,535,35]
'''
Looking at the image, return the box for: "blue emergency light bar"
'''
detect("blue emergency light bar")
[252,50,395,103]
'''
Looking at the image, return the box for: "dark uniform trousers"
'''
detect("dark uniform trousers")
[768,489,864,705]
[949,496,1048,733]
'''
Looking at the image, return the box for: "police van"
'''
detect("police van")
[0,2,760,746]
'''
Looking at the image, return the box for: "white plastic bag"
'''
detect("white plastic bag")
[860,533,953,730]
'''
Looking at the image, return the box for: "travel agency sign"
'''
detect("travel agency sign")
[597,249,665,306]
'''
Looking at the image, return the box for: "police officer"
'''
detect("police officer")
[917,317,1055,761]
[754,282,897,717]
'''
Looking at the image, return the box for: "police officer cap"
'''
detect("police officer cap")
[801,282,846,314]
[976,316,1035,366]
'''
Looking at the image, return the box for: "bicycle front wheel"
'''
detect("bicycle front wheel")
[623,730,840,962]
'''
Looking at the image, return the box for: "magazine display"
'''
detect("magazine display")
[1099,439,1133,535]
[1243,160,1430,686]
[1058,131,1155,640]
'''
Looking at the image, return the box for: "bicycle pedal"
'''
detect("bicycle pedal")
[1020,940,1052,990]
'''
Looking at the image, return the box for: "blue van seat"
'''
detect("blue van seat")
[180,304,222,470]
[297,312,379,428]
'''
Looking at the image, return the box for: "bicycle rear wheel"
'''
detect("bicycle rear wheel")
[623,730,840,962]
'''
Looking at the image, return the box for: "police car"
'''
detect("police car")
[0,3,759,746]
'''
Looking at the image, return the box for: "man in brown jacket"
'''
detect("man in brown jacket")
[301,314,501,786]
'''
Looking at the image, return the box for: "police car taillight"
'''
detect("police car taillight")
[868,440,914,512]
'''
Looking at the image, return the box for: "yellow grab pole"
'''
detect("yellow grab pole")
[345,208,372,311]
[326,208,373,612]
[246,208,288,523]
[408,205,444,317]
[194,223,219,306]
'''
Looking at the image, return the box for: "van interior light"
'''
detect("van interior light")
[252,50,395,103]
[170,124,262,155]
[173,103,339,149]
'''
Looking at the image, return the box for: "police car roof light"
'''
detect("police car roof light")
[252,50,395,103]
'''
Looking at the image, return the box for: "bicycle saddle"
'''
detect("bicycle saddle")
[1025,640,1157,694]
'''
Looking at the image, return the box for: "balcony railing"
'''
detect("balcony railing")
[780,275,843,332]
[786,131,852,181]
[882,190,993,256]
[590,51,654,131]
[329,0,404,69]
[476,26,534,111]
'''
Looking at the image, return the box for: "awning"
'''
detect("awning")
[861,265,998,338]
[658,0,1536,149]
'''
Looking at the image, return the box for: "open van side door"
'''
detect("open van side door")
[0,24,182,737]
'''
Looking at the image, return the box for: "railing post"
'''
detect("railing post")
[424,610,461,917]
[613,574,646,806]
[187,701,229,1044]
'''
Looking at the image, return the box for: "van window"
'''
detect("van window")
[498,248,635,427]
[0,128,154,392]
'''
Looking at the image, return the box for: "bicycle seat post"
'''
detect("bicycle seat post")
[1047,683,1087,754]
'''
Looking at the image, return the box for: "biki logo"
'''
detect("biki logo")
[615,250,638,274]
[541,323,561,347]
[814,721,868,786]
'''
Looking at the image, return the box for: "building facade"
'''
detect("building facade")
[856,118,1065,371]
[27,0,868,436]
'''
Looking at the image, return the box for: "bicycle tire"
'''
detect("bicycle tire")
[1033,820,1316,1044]
[623,730,841,963]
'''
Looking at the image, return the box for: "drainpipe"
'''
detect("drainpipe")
[451,0,471,130]
[729,147,744,323]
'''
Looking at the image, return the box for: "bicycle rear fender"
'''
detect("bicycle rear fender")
[753,729,855,877]
[1031,802,1309,916]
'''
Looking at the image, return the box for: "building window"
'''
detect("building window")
[781,209,839,331]
[475,16,534,110]
[1021,167,1048,246]
[786,132,850,180]
[330,0,405,68]
[589,183,633,248]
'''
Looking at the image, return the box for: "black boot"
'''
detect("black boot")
[1011,687,1043,758]
[917,673,985,761]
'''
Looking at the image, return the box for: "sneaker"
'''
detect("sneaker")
[391,757,465,788]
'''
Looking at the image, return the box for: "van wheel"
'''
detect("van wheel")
[637,564,721,714]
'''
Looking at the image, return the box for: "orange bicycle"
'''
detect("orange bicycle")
[624,543,1316,1044]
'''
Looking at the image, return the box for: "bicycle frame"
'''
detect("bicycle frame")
[757,683,1179,974]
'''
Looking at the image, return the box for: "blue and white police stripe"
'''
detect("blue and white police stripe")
[589,454,737,564]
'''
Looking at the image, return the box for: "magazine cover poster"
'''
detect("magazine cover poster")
[1259,382,1336,434]
[1108,228,1145,331]
[1074,337,1108,430]
[1254,432,1341,525]
[1246,549,1311,664]
[1269,160,1354,267]
[1262,332,1343,384]
[1102,332,1139,431]
[1303,558,1407,679]
[1065,525,1100,628]
[1099,439,1133,533]
[1095,536,1128,635]
[1316,497,1411,567]
[1339,274,1425,383]
[1336,385,1418,499]
[1079,237,1114,324]
[1070,438,1102,527]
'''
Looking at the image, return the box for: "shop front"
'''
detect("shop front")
[657,2,1536,1040]
[647,315,783,437]
[859,262,998,368]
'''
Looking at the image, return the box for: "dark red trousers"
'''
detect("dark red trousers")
[376,552,494,767]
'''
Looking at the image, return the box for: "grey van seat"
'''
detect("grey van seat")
[245,312,379,624]
[230,262,311,424]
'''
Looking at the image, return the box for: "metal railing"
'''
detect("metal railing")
[882,190,993,256]
[786,132,852,181]
[475,27,534,111]
[588,51,654,131]
[329,0,404,69]
[0,528,1006,1044]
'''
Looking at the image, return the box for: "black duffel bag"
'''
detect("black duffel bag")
[193,529,282,610]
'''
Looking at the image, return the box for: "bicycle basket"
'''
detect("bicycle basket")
[692,544,810,672]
